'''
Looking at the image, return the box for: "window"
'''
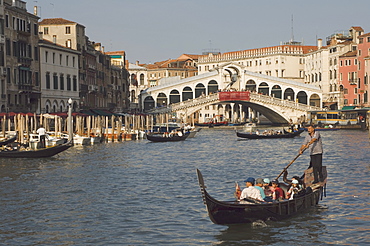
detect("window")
[44,27,49,34]
[60,54,62,65]
[5,15,8,28]
[52,53,55,64]
[34,46,38,61]
[53,73,58,89]
[46,72,50,89]
[66,39,71,48]
[72,56,75,67]
[35,72,39,86]
[34,23,38,35]
[344,99,348,105]
[45,51,48,63]
[53,35,56,43]
[67,75,71,90]
[5,39,10,56]
[367,37,370,42]
[66,55,69,66]
[60,74,64,90]
[73,76,77,91]
[66,26,71,34]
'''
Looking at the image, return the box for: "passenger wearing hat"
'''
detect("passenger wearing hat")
[239,177,263,202]
[254,178,266,200]
[271,179,285,201]
[286,179,303,200]
[283,170,305,188]
[263,178,273,198]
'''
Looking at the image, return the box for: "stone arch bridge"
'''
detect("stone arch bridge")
[140,63,322,124]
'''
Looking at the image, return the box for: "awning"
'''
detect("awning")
[341,106,357,110]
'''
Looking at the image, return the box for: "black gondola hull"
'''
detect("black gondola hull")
[0,142,72,158]
[236,129,304,139]
[196,168,326,225]
[146,132,190,142]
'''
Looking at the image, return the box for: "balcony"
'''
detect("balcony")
[349,78,358,85]
[18,57,33,67]
[18,84,35,92]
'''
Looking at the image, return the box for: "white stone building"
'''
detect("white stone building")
[38,39,80,113]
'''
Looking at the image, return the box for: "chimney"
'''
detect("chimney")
[317,38,322,49]
[34,6,38,16]
[136,61,139,66]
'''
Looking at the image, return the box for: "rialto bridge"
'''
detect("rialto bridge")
[140,63,322,124]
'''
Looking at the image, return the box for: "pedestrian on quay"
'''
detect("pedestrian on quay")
[299,124,324,184]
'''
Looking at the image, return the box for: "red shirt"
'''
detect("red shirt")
[273,187,285,200]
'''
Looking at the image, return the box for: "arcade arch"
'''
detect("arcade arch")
[169,89,180,104]
[284,88,295,101]
[195,83,206,98]
[258,82,269,95]
[156,93,167,107]
[271,85,282,99]
[246,79,256,91]
[207,80,218,94]
[183,86,193,101]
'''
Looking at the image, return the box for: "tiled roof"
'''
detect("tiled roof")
[106,51,125,55]
[358,32,370,38]
[39,18,80,26]
[351,26,364,32]
[339,51,357,58]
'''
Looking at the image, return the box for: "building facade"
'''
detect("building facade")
[3,0,40,113]
[38,39,80,113]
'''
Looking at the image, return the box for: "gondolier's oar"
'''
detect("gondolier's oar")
[275,146,307,180]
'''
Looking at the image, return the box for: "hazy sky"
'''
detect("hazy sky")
[30,0,370,64]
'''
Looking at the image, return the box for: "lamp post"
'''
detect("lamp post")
[68,98,73,143]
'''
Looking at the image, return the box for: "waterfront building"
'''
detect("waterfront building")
[105,50,130,112]
[3,0,40,113]
[198,42,316,82]
[144,54,199,87]
[0,1,5,111]
[306,27,363,110]
[38,38,80,113]
[356,32,370,107]
[126,61,148,112]
[39,18,129,112]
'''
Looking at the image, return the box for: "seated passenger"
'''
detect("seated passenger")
[239,177,264,202]
[263,178,273,198]
[283,170,305,188]
[271,179,285,201]
[254,178,266,200]
[286,179,302,200]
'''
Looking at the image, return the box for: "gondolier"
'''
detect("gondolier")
[299,125,323,184]
[37,126,46,148]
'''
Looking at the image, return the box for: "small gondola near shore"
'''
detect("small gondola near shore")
[146,131,190,142]
[196,166,327,225]
[0,141,73,158]
[236,129,304,139]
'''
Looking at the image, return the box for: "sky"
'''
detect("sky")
[29,0,370,64]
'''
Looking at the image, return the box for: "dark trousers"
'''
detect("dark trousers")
[40,135,46,148]
[310,154,323,183]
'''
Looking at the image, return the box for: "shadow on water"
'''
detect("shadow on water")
[214,207,328,246]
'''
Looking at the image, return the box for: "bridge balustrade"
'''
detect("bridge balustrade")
[147,91,321,114]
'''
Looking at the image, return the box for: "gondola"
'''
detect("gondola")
[0,134,17,147]
[196,168,327,225]
[0,141,73,158]
[194,121,228,127]
[236,129,304,139]
[146,132,190,142]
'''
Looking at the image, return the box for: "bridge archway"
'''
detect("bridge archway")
[169,89,180,104]
[195,83,206,98]
[156,93,167,107]
[297,91,308,104]
[284,88,295,101]
[309,94,321,107]
[246,79,256,91]
[271,85,282,99]
[208,80,218,94]
[258,82,269,95]
[183,86,193,101]
[144,96,155,111]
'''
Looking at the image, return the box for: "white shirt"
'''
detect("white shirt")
[37,127,46,136]
[240,186,263,201]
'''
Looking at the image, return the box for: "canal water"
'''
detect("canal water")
[0,128,369,245]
